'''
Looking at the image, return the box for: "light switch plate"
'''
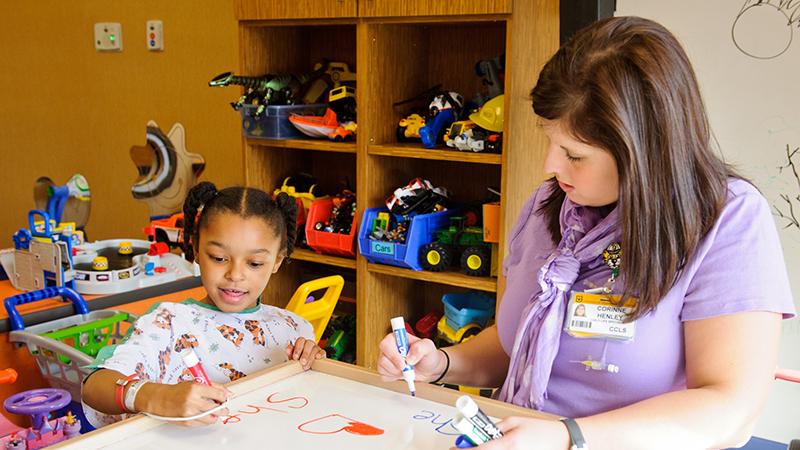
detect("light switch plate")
[146,20,163,51]
[94,22,123,51]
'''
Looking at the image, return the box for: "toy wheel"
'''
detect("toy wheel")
[461,246,490,277]
[457,325,482,343]
[154,229,170,244]
[396,126,409,142]
[420,242,451,272]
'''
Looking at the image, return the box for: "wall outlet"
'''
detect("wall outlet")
[94,22,123,51]
[146,20,164,51]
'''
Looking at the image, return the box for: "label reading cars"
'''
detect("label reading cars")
[565,292,637,341]
[371,241,395,256]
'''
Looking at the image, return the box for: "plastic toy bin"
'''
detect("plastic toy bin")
[305,198,358,258]
[5,287,138,402]
[358,207,455,271]
[241,103,327,139]
[442,292,495,329]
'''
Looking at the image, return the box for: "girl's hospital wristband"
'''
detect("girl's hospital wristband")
[124,380,149,413]
[430,348,450,384]
[115,374,139,413]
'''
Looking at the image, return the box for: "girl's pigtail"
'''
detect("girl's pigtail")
[274,192,298,259]
[182,181,218,262]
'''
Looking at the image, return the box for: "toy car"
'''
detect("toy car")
[436,315,481,346]
[420,216,491,277]
[444,120,476,148]
[143,213,184,248]
[385,178,449,216]
[328,85,357,123]
[397,114,426,141]
[328,121,357,141]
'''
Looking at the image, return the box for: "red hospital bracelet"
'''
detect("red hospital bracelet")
[115,374,139,413]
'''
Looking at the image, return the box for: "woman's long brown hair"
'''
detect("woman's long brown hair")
[533,16,739,319]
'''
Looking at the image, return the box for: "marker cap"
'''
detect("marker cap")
[181,349,200,367]
[455,435,477,448]
[456,395,479,417]
[390,317,405,331]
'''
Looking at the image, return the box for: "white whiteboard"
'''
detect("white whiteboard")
[54,361,537,450]
[109,371,471,449]
[616,1,800,442]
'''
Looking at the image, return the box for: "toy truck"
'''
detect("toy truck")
[418,216,491,277]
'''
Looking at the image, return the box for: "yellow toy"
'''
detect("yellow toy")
[285,275,344,343]
[91,257,108,271]
[118,241,133,255]
[436,315,481,345]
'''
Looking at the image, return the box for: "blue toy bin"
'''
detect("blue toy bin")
[358,207,456,271]
[442,292,496,329]
[240,103,327,139]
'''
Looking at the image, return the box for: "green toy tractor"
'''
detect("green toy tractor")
[419,216,491,277]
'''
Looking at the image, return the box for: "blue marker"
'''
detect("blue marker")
[390,316,416,397]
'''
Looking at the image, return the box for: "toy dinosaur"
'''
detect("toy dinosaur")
[209,61,340,118]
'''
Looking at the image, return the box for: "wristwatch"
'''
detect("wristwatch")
[560,418,588,450]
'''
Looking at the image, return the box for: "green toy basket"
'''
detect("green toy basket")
[9,311,138,401]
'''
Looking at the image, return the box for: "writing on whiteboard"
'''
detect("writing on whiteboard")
[220,390,385,437]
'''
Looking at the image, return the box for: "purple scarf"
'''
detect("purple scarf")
[497,195,619,410]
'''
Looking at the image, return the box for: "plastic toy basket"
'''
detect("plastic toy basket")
[442,292,495,330]
[5,287,138,402]
[357,207,456,271]
[305,198,358,258]
[241,103,327,139]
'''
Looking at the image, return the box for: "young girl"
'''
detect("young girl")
[82,182,325,428]
[379,17,795,450]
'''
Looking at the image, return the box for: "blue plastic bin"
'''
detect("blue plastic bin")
[442,292,495,329]
[240,103,327,139]
[358,207,456,271]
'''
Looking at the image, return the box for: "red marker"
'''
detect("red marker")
[181,349,211,385]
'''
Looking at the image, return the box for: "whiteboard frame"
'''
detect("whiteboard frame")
[51,359,553,449]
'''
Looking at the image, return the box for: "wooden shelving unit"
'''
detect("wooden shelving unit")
[292,248,357,270]
[367,264,497,293]
[234,0,558,368]
[368,144,502,165]
[246,138,356,154]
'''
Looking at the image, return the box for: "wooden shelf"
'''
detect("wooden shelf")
[366,263,497,292]
[247,138,357,154]
[291,248,357,269]
[368,143,502,165]
[237,4,557,368]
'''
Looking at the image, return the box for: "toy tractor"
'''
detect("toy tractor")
[419,216,491,277]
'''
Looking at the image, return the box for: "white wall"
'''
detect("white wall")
[616,1,800,443]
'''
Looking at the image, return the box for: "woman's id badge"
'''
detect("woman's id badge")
[565,291,637,340]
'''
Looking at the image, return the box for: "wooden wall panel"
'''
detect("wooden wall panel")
[235,0,357,20]
[359,0,511,17]
[0,1,243,244]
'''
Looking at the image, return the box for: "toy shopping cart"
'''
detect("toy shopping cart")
[4,286,138,402]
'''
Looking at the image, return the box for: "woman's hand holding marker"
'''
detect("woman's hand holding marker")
[377,331,447,383]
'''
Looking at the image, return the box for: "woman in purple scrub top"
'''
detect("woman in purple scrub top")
[378,16,795,450]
